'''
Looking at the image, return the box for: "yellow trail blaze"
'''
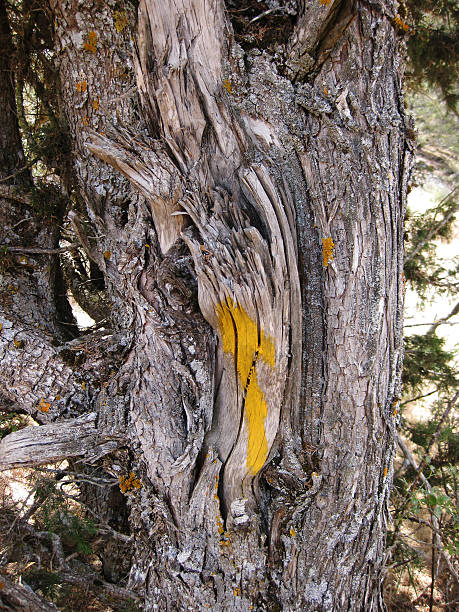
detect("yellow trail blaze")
[216,298,275,475]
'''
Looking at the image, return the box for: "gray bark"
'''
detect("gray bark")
[1,0,413,609]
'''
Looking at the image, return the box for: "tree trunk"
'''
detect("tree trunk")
[1,0,413,609]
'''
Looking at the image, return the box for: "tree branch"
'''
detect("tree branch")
[427,301,459,335]
[0,413,120,470]
[405,186,458,264]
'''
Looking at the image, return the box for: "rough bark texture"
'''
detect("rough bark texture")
[0,0,414,610]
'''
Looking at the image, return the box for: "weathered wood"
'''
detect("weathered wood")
[0,413,119,470]
[0,574,59,611]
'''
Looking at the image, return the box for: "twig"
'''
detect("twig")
[0,243,80,255]
[250,8,282,23]
[397,434,459,585]
[400,387,440,407]
[0,158,39,183]
[404,321,458,328]
[406,391,459,496]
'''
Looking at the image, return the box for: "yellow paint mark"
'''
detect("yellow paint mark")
[322,236,334,267]
[216,297,275,475]
[290,527,296,537]
[223,79,232,94]
[245,372,268,474]
[83,31,98,53]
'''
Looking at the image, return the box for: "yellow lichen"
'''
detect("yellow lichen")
[81,381,86,391]
[93,97,100,111]
[119,472,142,493]
[290,527,296,537]
[216,297,275,475]
[233,588,240,597]
[322,236,334,267]
[83,31,98,53]
[319,0,332,5]
[114,10,128,33]
[104,250,111,260]
[82,115,89,126]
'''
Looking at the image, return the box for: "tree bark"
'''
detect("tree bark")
[1,0,413,609]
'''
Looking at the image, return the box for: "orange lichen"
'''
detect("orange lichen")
[290,527,296,537]
[233,588,240,597]
[384,467,388,478]
[81,381,86,391]
[76,80,87,93]
[13,339,23,349]
[319,0,332,5]
[104,250,111,260]
[223,79,232,94]
[394,16,409,32]
[322,236,334,267]
[119,472,142,493]
[83,31,98,53]
[93,97,100,111]
[82,115,89,126]
[39,398,50,412]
